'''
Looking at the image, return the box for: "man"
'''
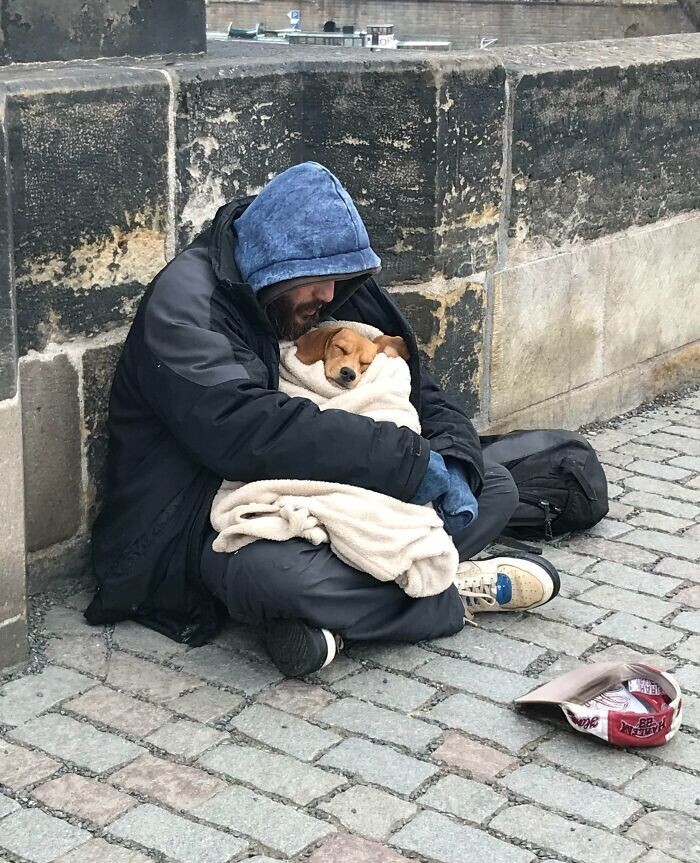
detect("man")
[86,162,559,676]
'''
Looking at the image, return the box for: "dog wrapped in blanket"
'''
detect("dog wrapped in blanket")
[209,320,458,598]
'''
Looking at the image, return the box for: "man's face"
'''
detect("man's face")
[267,279,336,340]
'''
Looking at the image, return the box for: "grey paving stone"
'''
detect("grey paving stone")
[587,518,633,538]
[617,442,679,462]
[579,584,679,621]
[665,424,700,441]
[590,645,673,669]
[588,560,680,597]
[620,491,700,520]
[629,511,694,534]
[106,653,202,703]
[625,765,700,818]
[54,839,151,863]
[535,731,646,787]
[418,656,532,703]
[210,621,269,662]
[112,621,190,660]
[10,714,144,773]
[537,547,597,575]
[0,741,60,790]
[506,616,598,657]
[491,803,642,863]
[256,679,337,717]
[177,644,283,695]
[589,429,636,450]
[392,810,533,863]
[655,557,700,583]
[347,643,436,671]
[0,808,91,863]
[673,663,700,693]
[145,718,227,758]
[502,763,641,828]
[418,774,506,824]
[319,785,416,841]
[310,654,362,683]
[46,636,109,678]
[231,703,340,760]
[532,595,605,627]
[64,685,172,737]
[607,500,635,520]
[191,785,334,855]
[318,738,437,795]
[646,731,700,771]
[111,753,226,812]
[109,803,246,863]
[335,669,435,711]
[634,852,686,863]
[164,686,244,723]
[566,536,658,567]
[558,574,596,598]
[316,698,441,751]
[310,834,411,863]
[627,460,691,482]
[426,628,546,672]
[198,743,346,805]
[681,692,700,731]
[642,432,700,457]
[672,611,700,633]
[592,612,681,651]
[669,454,700,472]
[535,654,585,682]
[626,473,700,501]
[627,810,700,862]
[620,529,700,562]
[673,634,700,662]
[425,694,548,752]
[0,667,95,726]
[0,796,18,820]
[43,607,95,637]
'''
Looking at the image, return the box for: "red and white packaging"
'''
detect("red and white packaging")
[516,662,682,747]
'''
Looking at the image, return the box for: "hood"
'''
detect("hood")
[232,162,381,305]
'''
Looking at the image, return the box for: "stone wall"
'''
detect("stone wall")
[0,34,698,668]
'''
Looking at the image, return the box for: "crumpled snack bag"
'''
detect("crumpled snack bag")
[516,661,682,747]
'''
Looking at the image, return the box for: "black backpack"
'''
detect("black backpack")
[480,429,609,541]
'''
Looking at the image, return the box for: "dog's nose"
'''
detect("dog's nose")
[339,366,356,382]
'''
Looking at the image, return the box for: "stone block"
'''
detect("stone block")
[418,774,506,825]
[391,279,485,411]
[81,339,124,519]
[105,652,203,702]
[316,698,441,752]
[673,634,700,662]
[426,627,546,672]
[27,533,92,595]
[109,803,246,863]
[318,738,437,795]
[256,679,336,717]
[648,730,700,771]
[335,669,435,711]
[419,656,532,703]
[145,718,226,759]
[392,810,534,863]
[32,774,135,826]
[0,796,18,820]
[580,584,679,621]
[492,804,642,863]
[111,752,226,811]
[626,810,700,862]
[621,528,700,561]
[310,834,412,863]
[0,741,60,790]
[10,713,144,773]
[165,686,243,723]
[7,68,170,354]
[177,643,282,694]
[199,743,345,805]
[54,840,150,863]
[64,685,171,737]
[656,557,700,583]
[566,535,658,567]
[672,610,700,632]
[111,619,190,660]
[46,634,109,678]
[190,785,334,855]
[20,353,81,550]
[230,704,340,761]
[503,40,700,251]
[0,666,94,726]
[506,616,598,656]
[346,642,435,672]
[319,786,416,841]
[0,808,91,863]
[628,459,691,482]
[502,763,641,828]
[621,490,700,520]
[2,1,205,63]
[592,611,681,651]
[535,731,646,788]
[627,765,700,817]
[431,731,517,780]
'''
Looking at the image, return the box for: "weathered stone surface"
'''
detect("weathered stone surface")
[105,652,202,703]
[431,731,517,780]
[335,669,435,711]
[231,703,340,761]
[318,738,437,795]
[626,765,700,817]
[45,635,109,677]
[54,839,150,863]
[0,666,94,726]
[419,656,533,703]
[166,686,243,723]
[177,643,282,695]
[426,627,546,671]
[504,40,700,251]
[20,353,82,550]
[256,679,336,717]
[310,834,412,863]
[64,685,171,737]
[535,731,646,787]
[111,752,227,811]
[626,810,700,862]
[0,119,16,401]
[418,774,506,825]
[0,808,91,863]
[319,786,416,841]
[0,741,60,790]
[2,0,205,63]
[316,698,440,752]
[7,69,170,354]
[145,718,226,759]
[32,774,135,826]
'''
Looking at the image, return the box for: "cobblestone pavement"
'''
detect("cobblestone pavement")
[1,389,699,863]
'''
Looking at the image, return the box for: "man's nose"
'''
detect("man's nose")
[313,281,335,304]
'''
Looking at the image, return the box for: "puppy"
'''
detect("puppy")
[295,326,409,388]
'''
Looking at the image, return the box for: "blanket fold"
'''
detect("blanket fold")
[210,321,458,598]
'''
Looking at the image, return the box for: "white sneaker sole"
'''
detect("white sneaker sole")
[320,628,337,668]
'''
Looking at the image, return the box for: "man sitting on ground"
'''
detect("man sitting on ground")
[86,162,559,676]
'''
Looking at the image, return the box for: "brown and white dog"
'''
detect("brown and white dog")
[295,326,409,388]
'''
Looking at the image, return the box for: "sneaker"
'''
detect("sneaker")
[264,619,340,677]
[455,552,560,622]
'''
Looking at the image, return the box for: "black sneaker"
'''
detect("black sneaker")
[264,619,338,677]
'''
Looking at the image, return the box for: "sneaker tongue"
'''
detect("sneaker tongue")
[496,573,512,605]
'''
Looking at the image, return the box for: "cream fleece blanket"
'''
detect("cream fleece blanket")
[210,321,458,598]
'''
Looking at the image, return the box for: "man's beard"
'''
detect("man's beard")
[267,293,323,340]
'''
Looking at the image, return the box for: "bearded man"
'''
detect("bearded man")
[87,162,559,676]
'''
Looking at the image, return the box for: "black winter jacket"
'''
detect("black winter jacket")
[86,199,484,644]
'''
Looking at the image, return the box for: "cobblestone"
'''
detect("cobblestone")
[418,774,506,824]
[592,612,682,651]
[145,718,227,758]
[310,834,411,863]
[419,656,532,703]
[231,703,341,760]
[534,732,646,787]
[319,785,416,840]
[111,752,227,811]
[625,765,700,817]
[626,810,700,862]
[45,636,109,678]
[579,584,679,621]
[431,732,517,780]
[178,644,283,694]
[105,653,202,703]
[164,686,244,722]
[347,643,436,671]
[672,610,700,632]
[0,741,60,790]
[335,669,435,711]
[64,685,171,737]
[316,698,441,751]
[256,679,337,717]
[426,628,547,671]
[620,490,700,520]
[0,667,94,726]
[629,511,693,534]
[32,774,135,825]
[588,560,680,596]
[506,616,598,656]
[0,808,91,863]
[655,557,700,582]
[621,528,700,561]
[54,840,150,863]
[673,634,700,661]
[318,738,437,795]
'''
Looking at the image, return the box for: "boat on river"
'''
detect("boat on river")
[227,21,450,50]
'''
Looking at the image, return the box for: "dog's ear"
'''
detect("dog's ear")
[295,327,340,364]
[374,335,410,360]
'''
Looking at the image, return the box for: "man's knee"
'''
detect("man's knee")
[481,460,519,516]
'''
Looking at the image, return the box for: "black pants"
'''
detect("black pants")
[201,460,519,643]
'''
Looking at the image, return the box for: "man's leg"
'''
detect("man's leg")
[201,532,465,644]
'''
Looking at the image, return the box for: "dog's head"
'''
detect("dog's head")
[295,327,409,388]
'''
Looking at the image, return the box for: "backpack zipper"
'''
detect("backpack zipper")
[519,492,561,540]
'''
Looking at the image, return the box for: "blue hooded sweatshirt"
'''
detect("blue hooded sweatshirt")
[233,162,381,305]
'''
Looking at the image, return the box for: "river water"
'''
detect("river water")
[207,0,693,49]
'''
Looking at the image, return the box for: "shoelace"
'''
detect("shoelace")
[455,573,498,625]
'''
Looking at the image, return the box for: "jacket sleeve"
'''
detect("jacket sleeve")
[136,284,429,502]
[419,367,484,496]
